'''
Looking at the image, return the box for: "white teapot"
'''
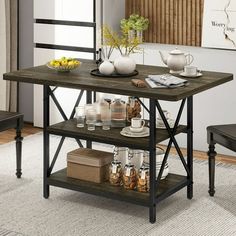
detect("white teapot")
[159,48,194,74]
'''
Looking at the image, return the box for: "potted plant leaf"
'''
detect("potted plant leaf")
[133,16,149,43]
[120,18,135,42]
[102,25,141,74]
[120,14,149,43]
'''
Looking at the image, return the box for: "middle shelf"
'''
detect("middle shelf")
[47,119,187,150]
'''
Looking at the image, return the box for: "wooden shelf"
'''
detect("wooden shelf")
[47,119,187,150]
[47,168,189,206]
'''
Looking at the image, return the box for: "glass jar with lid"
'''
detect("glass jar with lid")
[137,165,150,193]
[122,150,137,190]
[109,146,123,186]
[126,96,141,122]
[110,96,126,127]
[109,160,122,186]
[112,146,128,167]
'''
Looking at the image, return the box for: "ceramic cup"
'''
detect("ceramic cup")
[130,117,145,133]
[157,110,171,126]
[184,65,198,76]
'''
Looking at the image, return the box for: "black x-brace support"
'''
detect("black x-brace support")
[156,100,190,178]
[137,96,193,217]
[46,87,85,175]
[155,99,187,185]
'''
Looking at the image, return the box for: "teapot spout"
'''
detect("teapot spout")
[159,51,167,65]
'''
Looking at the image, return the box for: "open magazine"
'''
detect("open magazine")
[145,74,189,88]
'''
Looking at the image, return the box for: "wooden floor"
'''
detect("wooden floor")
[0,124,235,164]
[0,123,42,144]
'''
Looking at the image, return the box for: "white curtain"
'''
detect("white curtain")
[0,0,7,110]
[0,0,18,111]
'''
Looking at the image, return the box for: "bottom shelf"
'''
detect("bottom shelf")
[47,168,190,206]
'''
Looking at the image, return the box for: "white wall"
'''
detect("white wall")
[142,43,236,156]
[103,0,125,31]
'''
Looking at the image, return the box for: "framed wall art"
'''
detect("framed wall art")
[202,0,236,50]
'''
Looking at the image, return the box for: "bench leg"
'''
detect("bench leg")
[15,129,23,178]
[208,143,216,196]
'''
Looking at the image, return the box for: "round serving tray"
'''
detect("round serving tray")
[90,69,138,78]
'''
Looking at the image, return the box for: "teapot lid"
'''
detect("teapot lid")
[170,47,184,55]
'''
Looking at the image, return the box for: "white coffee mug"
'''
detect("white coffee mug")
[184,66,198,76]
[131,117,145,128]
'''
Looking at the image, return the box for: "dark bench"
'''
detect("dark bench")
[0,111,23,178]
[207,124,236,196]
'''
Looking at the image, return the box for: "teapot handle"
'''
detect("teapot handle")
[185,53,194,65]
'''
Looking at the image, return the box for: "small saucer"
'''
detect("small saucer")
[120,127,149,138]
[129,126,144,133]
[180,72,202,78]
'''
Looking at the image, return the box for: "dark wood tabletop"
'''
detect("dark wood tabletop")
[3,59,233,101]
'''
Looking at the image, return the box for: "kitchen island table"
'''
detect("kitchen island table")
[3,59,233,223]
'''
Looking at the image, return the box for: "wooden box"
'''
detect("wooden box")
[67,148,113,183]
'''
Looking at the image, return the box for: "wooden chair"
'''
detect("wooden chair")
[0,111,23,178]
[207,124,236,196]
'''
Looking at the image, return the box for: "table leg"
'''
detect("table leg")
[187,96,193,199]
[43,85,50,199]
[208,139,216,197]
[149,99,156,223]
[15,118,23,178]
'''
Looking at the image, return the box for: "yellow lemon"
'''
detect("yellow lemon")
[54,62,60,67]
[61,60,68,66]
[68,61,75,66]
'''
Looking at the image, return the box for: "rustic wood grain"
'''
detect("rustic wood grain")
[2,125,235,165]
[192,0,195,45]
[182,0,187,45]
[153,0,157,42]
[145,0,149,42]
[169,0,174,44]
[165,0,170,44]
[178,0,183,45]
[173,0,178,45]
[161,0,165,43]
[3,59,233,102]
[125,0,204,46]
[149,0,153,43]
[48,168,188,206]
[157,0,161,43]
[196,0,201,46]
[48,118,187,150]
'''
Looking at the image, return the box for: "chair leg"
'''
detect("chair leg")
[208,143,216,196]
[15,129,23,178]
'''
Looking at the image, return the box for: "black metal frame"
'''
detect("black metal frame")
[40,1,193,222]
[40,0,97,199]
[34,3,97,57]
[42,87,194,223]
[146,97,193,222]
